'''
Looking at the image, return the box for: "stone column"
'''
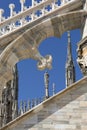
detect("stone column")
[44,71,49,99]
[77,0,87,76]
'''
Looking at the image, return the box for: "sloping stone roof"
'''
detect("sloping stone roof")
[0,76,87,130]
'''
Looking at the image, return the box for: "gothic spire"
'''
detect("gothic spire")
[67,31,72,61]
[65,31,76,87]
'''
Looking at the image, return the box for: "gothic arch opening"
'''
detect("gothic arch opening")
[17,29,82,103]
[0,10,85,85]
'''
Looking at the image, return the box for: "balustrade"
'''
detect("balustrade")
[18,83,56,116]
[18,97,44,116]
[0,82,56,122]
[0,0,72,37]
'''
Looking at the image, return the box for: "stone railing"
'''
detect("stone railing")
[0,0,72,37]
[19,83,56,116]
[18,97,44,115]
[0,82,56,127]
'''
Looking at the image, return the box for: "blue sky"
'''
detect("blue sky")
[0,0,83,102]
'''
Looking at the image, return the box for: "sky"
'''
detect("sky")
[0,0,83,102]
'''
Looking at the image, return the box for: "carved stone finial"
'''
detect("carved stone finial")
[27,100,31,110]
[9,4,15,17]
[20,0,25,3]
[0,9,4,15]
[24,101,27,113]
[34,98,37,106]
[52,83,55,95]
[36,98,38,105]
[20,101,24,115]
[0,9,4,22]
[38,98,42,104]
[20,0,26,12]
[31,99,34,108]
[9,4,15,9]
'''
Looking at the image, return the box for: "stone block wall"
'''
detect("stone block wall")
[1,78,87,130]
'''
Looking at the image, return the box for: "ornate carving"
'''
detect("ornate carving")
[37,55,52,70]
[77,37,87,76]
[0,65,18,127]
[0,0,73,37]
